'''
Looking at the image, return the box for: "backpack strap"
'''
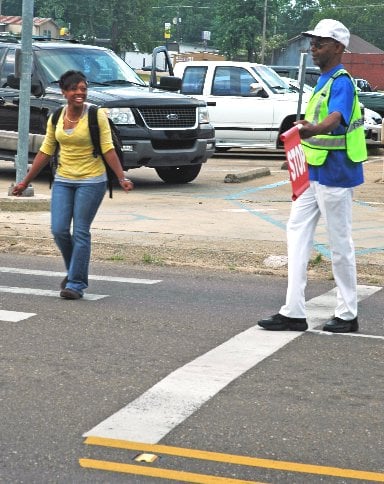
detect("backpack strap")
[88,104,102,158]
[88,104,113,198]
[48,107,64,188]
[51,106,64,128]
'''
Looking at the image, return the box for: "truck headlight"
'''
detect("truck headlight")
[198,106,210,124]
[106,107,136,125]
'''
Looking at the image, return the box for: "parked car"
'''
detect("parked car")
[268,65,321,87]
[174,61,308,150]
[281,77,382,147]
[0,41,215,183]
[279,77,313,95]
[357,92,384,118]
[355,78,373,92]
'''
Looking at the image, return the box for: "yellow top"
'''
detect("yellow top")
[40,104,114,179]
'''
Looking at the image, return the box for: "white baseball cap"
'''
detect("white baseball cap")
[302,19,350,48]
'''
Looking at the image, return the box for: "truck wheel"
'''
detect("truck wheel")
[155,165,202,183]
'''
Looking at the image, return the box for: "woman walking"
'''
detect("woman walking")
[12,70,133,299]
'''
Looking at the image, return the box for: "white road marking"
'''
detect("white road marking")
[84,284,382,444]
[309,329,384,340]
[0,310,36,322]
[305,285,381,329]
[0,286,107,300]
[0,267,162,285]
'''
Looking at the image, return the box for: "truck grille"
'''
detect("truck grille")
[138,107,197,129]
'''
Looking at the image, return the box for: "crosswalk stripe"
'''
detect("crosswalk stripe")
[0,267,162,285]
[84,284,382,444]
[0,286,107,300]
[0,310,36,322]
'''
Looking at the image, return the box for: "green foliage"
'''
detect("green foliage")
[312,0,384,50]
[1,0,23,15]
[142,252,164,265]
[2,0,383,57]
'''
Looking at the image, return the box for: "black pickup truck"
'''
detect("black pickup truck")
[0,40,215,183]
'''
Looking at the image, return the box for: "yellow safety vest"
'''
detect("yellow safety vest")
[301,69,367,166]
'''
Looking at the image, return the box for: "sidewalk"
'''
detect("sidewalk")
[1,154,383,284]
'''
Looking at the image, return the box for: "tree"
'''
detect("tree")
[34,0,156,53]
[0,0,23,15]
[275,0,317,39]
[311,0,384,50]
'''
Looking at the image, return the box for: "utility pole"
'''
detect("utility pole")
[11,0,34,196]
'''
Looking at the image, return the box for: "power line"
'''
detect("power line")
[302,3,384,8]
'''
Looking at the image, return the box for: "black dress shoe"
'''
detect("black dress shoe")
[323,316,358,333]
[258,313,308,331]
[60,288,82,299]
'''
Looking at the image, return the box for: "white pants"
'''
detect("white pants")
[280,182,357,320]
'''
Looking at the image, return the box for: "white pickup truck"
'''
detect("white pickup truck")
[173,60,383,150]
[173,61,308,150]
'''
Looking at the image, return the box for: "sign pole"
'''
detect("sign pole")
[11,0,34,196]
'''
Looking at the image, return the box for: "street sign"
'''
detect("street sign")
[280,125,309,200]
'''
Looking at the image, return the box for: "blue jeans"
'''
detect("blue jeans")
[51,181,107,295]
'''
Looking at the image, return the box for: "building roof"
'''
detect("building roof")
[0,16,59,28]
[347,34,384,54]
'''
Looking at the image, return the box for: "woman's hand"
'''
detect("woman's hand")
[12,181,29,197]
[11,151,50,196]
[118,178,134,192]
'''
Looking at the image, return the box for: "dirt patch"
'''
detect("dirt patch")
[0,229,383,286]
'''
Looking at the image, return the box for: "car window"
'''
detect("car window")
[181,66,207,95]
[251,65,291,93]
[35,47,145,86]
[212,66,256,96]
[0,47,15,87]
[270,66,320,87]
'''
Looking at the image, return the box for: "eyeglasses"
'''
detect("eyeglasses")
[309,39,335,49]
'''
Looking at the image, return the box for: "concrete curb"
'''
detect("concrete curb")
[0,193,50,212]
[224,167,270,183]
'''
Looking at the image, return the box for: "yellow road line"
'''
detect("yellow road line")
[79,458,265,483]
[84,437,384,482]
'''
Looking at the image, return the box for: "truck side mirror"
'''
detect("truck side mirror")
[149,45,176,90]
[249,82,263,95]
[7,74,20,89]
[31,79,43,97]
[7,74,43,97]
[159,76,182,92]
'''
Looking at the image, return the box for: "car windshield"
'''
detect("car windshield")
[35,47,146,86]
[251,65,291,94]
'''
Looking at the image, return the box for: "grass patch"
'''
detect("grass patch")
[227,264,238,271]
[311,253,323,266]
[142,252,164,265]
[107,253,124,261]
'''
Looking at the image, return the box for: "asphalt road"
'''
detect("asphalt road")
[1,254,383,483]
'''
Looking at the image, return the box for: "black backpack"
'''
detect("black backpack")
[50,104,125,198]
